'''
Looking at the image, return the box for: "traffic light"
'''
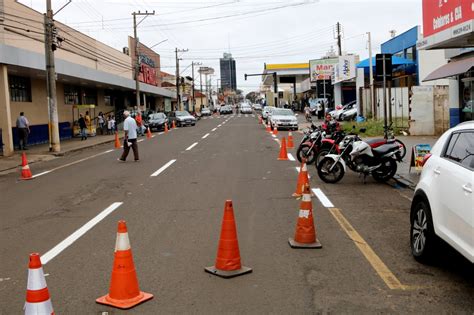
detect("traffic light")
[244,74,247,80]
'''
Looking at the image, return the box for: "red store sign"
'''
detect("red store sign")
[138,64,157,86]
[423,0,473,37]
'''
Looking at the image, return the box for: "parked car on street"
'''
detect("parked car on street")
[201,107,211,116]
[253,103,262,111]
[410,121,473,264]
[341,106,358,121]
[168,110,196,127]
[330,100,356,120]
[262,106,275,122]
[147,112,168,131]
[269,108,298,130]
[240,104,253,114]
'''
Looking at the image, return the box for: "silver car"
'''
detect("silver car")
[269,108,298,130]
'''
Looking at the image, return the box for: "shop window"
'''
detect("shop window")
[64,85,80,105]
[9,75,32,102]
[406,47,416,61]
[104,90,113,106]
[82,88,97,105]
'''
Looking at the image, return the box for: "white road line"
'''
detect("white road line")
[186,142,198,151]
[202,133,210,139]
[137,139,145,143]
[41,202,123,265]
[288,153,296,161]
[152,135,156,138]
[151,159,176,177]
[31,149,114,179]
[158,132,164,135]
[218,124,222,127]
[272,134,276,138]
[212,128,217,132]
[252,114,255,117]
[312,188,335,208]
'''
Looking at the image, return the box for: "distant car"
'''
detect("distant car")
[253,103,262,111]
[341,106,358,121]
[201,108,211,116]
[410,121,473,264]
[240,105,253,114]
[262,106,275,122]
[219,105,233,115]
[168,110,196,127]
[269,108,298,130]
[331,100,356,120]
[147,112,168,131]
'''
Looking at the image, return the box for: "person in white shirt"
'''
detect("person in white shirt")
[118,111,139,162]
[16,112,30,150]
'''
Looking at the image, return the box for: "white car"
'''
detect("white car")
[240,105,253,114]
[410,121,474,263]
[269,108,298,130]
[331,101,356,120]
[201,108,211,116]
[341,107,358,121]
[253,103,262,111]
[262,106,275,122]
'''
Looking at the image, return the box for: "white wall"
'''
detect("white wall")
[418,49,450,86]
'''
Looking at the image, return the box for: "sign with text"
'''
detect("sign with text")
[332,55,357,84]
[422,0,473,37]
[309,58,338,82]
[138,64,157,86]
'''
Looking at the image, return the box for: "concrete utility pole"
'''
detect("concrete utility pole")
[199,70,203,108]
[336,22,342,56]
[44,0,70,152]
[132,10,155,111]
[367,32,375,119]
[191,62,202,113]
[175,48,188,111]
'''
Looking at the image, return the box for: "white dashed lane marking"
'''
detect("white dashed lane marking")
[151,159,177,177]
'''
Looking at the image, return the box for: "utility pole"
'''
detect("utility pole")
[191,62,201,113]
[44,0,70,152]
[336,22,342,56]
[367,32,375,119]
[174,48,188,111]
[199,70,203,109]
[132,10,155,111]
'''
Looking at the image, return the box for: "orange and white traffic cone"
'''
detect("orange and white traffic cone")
[292,159,309,198]
[96,221,153,309]
[278,137,289,161]
[24,253,54,315]
[266,123,272,133]
[272,126,278,135]
[146,127,152,139]
[164,123,169,134]
[172,120,176,129]
[20,152,33,180]
[289,182,322,249]
[287,132,295,149]
[114,132,121,149]
[258,116,263,124]
[205,200,252,278]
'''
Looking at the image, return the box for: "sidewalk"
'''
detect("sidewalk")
[0,132,123,174]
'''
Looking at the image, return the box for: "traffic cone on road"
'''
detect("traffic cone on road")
[20,152,33,180]
[205,200,252,278]
[24,253,54,315]
[172,120,176,129]
[278,137,289,161]
[114,132,121,149]
[258,116,263,124]
[272,126,278,135]
[96,220,153,309]
[266,123,271,133]
[289,183,322,249]
[287,132,295,148]
[146,127,152,139]
[292,159,309,198]
[164,123,169,134]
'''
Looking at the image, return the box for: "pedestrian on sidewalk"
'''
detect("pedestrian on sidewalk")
[16,112,30,150]
[97,112,105,135]
[119,110,139,162]
[78,114,87,140]
[107,115,115,135]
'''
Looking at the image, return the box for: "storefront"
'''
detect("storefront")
[418,0,473,126]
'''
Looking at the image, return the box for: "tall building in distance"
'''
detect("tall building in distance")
[219,53,237,91]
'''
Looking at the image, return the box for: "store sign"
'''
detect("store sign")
[309,58,338,82]
[332,55,357,84]
[422,0,473,37]
[139,64,157,86]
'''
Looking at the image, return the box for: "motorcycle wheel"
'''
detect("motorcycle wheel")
[395,139,407,159]
[314,148,332,166]
[372,158,397,182]
[296,144,317,164]
[317,157,345,184]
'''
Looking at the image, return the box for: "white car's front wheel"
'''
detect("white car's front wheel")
[410,199,437,263]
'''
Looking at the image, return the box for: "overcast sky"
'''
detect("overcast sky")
[21,0,422,93]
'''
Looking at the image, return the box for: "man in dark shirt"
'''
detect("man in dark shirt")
[78,114,87,140]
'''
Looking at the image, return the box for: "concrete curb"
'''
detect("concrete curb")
[392,174,417,191]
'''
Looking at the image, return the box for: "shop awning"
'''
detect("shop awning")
[423,56,474,82]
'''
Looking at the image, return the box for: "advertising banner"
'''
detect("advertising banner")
[332,55,357,84]
[309,58,338,82]
[422,0,473,37]
[410,144,432,171]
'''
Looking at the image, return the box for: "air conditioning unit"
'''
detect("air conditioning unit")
[123,47,130,55]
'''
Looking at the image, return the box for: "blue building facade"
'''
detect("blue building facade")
[381,26,420,86]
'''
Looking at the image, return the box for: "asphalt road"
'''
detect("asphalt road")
[0,113,472,314]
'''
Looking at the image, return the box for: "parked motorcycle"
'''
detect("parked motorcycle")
[316,129,402,184]
[366,124,407,159]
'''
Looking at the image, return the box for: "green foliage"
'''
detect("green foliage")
[341,119,408,137]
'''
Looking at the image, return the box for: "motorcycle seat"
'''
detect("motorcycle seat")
[372,143,400,156]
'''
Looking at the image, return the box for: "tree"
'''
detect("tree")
[246,91,258,103]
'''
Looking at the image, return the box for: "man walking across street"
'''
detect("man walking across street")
[16,112,30,150]
[119,110,139,162]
